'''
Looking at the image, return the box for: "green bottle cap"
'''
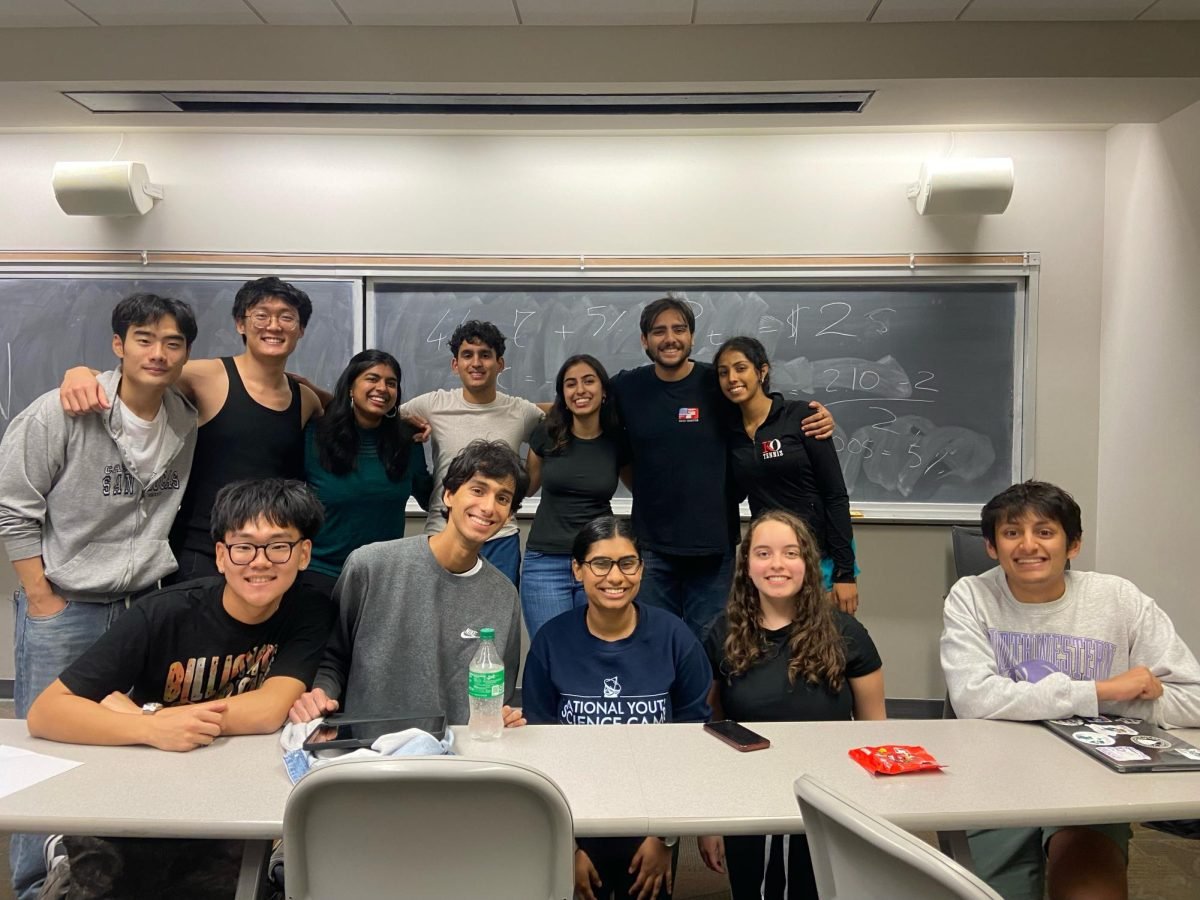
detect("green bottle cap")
[480,627,495,640]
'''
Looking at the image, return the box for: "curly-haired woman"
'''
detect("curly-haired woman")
[698,509,885,900]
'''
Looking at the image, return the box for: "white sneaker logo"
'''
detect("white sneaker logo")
[461,628,479,640]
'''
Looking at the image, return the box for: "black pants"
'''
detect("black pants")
[62,836,243,900]
[164,547,219,585]
[724,833,818,900]
[576,837,676,900]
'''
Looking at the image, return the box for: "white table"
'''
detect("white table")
[2,719,1199,894]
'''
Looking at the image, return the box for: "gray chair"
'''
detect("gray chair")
[794,774,1002,900]
[282,756,574,900]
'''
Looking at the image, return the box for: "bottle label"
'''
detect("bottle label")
[468,669,505,699]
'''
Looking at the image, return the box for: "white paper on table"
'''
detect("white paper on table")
[0,745,82,800]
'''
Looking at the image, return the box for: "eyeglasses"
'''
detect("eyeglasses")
[580,556,643,576]
[244,310,300,331]
[224,540,303,566]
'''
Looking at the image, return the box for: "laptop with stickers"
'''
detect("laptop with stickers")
[1042,715,1200,773]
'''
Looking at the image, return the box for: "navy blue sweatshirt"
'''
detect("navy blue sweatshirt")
[522,603,712,725]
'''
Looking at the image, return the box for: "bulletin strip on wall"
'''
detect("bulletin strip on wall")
[0,251,1038,522]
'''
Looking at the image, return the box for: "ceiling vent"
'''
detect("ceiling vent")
[64,90,874,116]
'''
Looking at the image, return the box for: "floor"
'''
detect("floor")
[2,700,1197,899]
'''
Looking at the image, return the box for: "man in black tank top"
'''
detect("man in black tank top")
[61,277,324,582]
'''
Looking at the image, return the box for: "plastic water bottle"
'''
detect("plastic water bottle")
[468,627,504,740]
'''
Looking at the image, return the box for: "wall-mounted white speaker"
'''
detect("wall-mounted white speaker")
[51,161,164,216]
[909,157,1014,216]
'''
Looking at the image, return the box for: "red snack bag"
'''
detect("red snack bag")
[849,744,945,776]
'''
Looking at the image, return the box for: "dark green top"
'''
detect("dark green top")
[303,423,433,579]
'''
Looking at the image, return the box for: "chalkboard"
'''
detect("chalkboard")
[369,281,1024,514]
[0,277,358,441]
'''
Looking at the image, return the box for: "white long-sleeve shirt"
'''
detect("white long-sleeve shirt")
[941,567,1200,728]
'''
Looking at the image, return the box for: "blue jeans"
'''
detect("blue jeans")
[11,589,128,900]
[520,550,587,640]
[638,549,733,641]
[480,533,521,588]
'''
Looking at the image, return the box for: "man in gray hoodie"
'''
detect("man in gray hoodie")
[0,292,198,900]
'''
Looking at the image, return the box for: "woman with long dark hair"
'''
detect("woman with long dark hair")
[521,354,629,638]
[714,335,860,613]
[523,515,711,900]
[699,510,884,899]
[303,350,432,592]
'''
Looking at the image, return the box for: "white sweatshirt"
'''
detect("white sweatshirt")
[941,568,1200,728]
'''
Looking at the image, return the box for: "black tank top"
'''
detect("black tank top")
[170,357,304,556]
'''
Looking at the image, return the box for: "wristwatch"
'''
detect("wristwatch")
[141,702,163,715]
[659,836,678,848]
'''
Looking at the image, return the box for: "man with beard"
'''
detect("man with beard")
[609,297,834,639]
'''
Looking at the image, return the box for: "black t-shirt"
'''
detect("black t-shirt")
[60,577,334,707]
[610,361,737,555]
[703,611,882,722]
[527,423,629,554]
[727,393,856,581]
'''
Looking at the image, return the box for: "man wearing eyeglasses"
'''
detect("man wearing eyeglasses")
[26,478,333,897]
[59,276,324,583]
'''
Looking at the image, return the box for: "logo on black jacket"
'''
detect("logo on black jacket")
[760,438,784,460]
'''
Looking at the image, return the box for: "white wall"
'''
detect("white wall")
[1098,101,1200,647]
[0,128,1108,697]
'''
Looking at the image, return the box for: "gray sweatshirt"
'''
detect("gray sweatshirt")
[0,369,197,601]
[941,567,1200,727]
[315,535,521,726]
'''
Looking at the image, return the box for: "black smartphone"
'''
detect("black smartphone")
[302,714,447,752]
[704,720,770,752]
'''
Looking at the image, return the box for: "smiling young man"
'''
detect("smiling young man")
[941,480,1200,900]
[60,276,323,582]
[0,293,199,900]
[397,321,544,586]
[608,297,835,639]
[27,478,333,900]
[289,440,527,728]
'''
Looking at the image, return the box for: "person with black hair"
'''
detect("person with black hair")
[942,480,1200,900]
[522,354,630,638]
[289,440,528,728]
[0,292,199,900]
[715,335,859,614]
[523,515,711,900]
[303,349,433,591]
[397,320,545,586]
[26,477,334,899]
[59,276,324,582]
[608,297,835,639]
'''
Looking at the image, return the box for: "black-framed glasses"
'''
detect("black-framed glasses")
[580,556,643,576]
[224,540,303,566]
[244,310,300,331]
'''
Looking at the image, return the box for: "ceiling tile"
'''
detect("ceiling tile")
[70,1,262,26]
[516,0,692,26]
[871,0,970,23]
[248,1,349,26]
[336,0,518,26]
[960,0,1151,21]
[695,1,878,25]
[1138,0,1200,20]
[0,0,96,26]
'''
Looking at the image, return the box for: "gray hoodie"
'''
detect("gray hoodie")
[0,368,197,601]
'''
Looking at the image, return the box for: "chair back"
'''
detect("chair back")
[794,774,1002,900]
[950,525,995,580]
[283,756,574,900]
